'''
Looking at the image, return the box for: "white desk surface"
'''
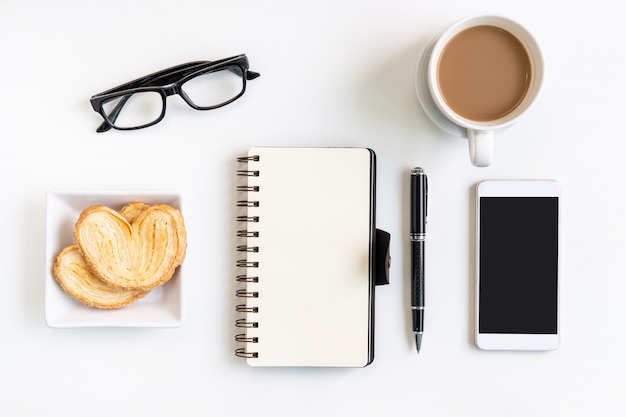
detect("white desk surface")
[2,1,625,415]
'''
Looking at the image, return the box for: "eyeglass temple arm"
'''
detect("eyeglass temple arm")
[247,70,260,80]
[107,61,260,90]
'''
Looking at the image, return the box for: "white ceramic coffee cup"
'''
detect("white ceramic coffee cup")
[426,15,544,167]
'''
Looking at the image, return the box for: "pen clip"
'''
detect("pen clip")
[425,175,428,224]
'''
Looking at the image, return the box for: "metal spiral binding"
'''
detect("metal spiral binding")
[236,274,258,283]
[236,185,259,192]
[237,215,259,223]
[236,200,259,207]
[237,170,260,177]
[236,260,258,268]
[236,230,259,238]
[235,289,258,298]
[235,318,258,328]
[235,154,261,359]
[237,155,260,162]
[235,348,258,359]
[236,245,259,252]
[235,333,259,343]
[236,304,259,313]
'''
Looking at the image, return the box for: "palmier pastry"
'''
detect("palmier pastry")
[53,245,149,309]
[74,204,187,291]
[119,201,152,224]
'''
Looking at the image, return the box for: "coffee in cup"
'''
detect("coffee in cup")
[424,15,543,167]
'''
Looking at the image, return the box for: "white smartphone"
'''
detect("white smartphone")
[475,180,560,350]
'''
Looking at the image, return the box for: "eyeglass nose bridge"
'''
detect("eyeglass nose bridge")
[161,84,181,98]
[162,84,198,109]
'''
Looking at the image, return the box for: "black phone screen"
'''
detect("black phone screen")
[478,197,559,334]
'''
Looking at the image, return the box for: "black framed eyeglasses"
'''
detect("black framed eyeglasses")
[90,54,260,132]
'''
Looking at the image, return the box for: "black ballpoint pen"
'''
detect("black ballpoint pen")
[410,167,427,353]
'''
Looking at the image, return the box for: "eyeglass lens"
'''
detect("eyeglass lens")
[182,66,244,108]
[102,91,163,129]
[100,66,246,129]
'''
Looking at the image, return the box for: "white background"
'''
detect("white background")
[1,1,625,416]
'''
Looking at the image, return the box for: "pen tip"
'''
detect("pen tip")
[415,334,422,354]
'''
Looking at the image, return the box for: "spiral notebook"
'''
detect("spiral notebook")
[234,147,388,367]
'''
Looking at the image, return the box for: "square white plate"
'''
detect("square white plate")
[45,190,184,328]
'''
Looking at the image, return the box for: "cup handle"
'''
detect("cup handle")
[467,130,493,167]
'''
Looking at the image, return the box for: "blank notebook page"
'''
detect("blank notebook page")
[239,147,375,367]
